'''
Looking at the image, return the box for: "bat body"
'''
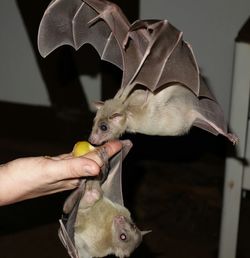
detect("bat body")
[58,141,146,258]
[89,84,237,145]
[74,180,142,258]
[89,85,198,144]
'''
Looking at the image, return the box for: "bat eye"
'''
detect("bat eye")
[99,123,108,132]
[120,233,127,241]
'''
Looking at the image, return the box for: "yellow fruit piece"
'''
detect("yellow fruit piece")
[72,141,95,157]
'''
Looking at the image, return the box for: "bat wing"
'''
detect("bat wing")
[193,79,237,143]
[194,98,227,135]
[58,140,132,257]
[125,20,203,97]
[194,98,237,142]
[125,20,238,141]
[58,180,86,258]
[102,140,133,205]
[38,0,127,69]
[38,0,147,87]
[38,0,200,96]
[59,219,80,258]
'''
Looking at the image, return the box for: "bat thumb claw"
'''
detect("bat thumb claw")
[227,133,239,145]
[120,139,133,149]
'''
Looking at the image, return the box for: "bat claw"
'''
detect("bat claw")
[227,133,239,145]
[129,19,162,33]
[120,139,133,148]
[100,164,110,184]
[123,32,132,50]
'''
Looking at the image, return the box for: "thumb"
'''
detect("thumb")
[52,156,100,179]
[82,140,123,167]
[51,140,123,179]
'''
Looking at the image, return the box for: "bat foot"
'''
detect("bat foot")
[227,133,239,145]
[79,180,103,208]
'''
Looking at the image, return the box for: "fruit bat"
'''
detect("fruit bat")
[37,0,238,145]
[59,140,146,258]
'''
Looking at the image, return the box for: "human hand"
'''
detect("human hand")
[0,140,122,206]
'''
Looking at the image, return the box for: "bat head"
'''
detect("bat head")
[89,99,128,145]
[111,215,143,257]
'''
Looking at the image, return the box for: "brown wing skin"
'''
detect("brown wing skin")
[58,220,80,258]
[127,20,201,96]
[194,97,238,143]
[127,20,238,141]
[38,0,201,96]
[192,79,237,143]
[38,0,126,68]
[194,98,227,136]
[38,0,147,87]
[101,140,133,204]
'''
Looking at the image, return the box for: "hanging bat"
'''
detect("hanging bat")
[37,0,238,145]
[59,140,148,258]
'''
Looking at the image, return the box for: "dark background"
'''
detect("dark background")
[0,1,250,258]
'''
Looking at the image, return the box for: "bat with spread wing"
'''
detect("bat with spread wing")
[38,0,238,145]
[59,140,147,258]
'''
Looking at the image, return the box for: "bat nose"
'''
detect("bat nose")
[88,135,95,144]
[114,215,133,227]
[88,134,101,145]
[114,215,126,225]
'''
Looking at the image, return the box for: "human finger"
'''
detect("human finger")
[83,140,123,167]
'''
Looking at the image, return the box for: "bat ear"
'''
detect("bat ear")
[109,112,124,123]
[92,101,104,110]
[141,230,152,236]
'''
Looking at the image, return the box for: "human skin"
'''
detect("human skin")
[0,140,122,206]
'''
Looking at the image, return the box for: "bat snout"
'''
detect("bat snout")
[88,133,104,146]
[88,135,98,145]
[114,215,128,226]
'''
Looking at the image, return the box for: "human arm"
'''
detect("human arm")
[0,140,122,206]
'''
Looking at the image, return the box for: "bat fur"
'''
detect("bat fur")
[74,179,143,258]
[89,84,237,145]
[58,141,148,258]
